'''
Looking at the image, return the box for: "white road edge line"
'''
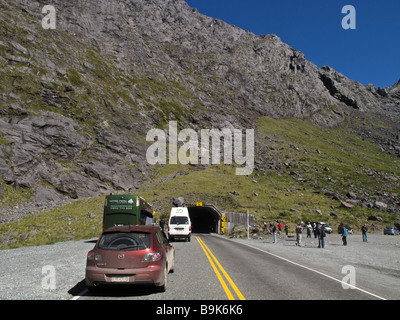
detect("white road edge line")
[70,288,88,300]
[215,235,387,300]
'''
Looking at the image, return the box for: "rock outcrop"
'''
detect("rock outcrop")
[0,0,398,218]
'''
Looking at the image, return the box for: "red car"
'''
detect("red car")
[85,225,175,292]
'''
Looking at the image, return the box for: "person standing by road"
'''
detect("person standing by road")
[313,222,317,238]
[316,222,325,248]
[296,223,303,246]
[342,225,348,246]
[278,221,283,234]
[306,222,312,238]
[272,224,277,243]
[361,224,368,243]
[159,219,166,233]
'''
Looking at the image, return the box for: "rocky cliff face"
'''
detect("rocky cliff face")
[0,0,399,218]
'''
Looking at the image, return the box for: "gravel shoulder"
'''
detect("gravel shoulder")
[0,239,96,300]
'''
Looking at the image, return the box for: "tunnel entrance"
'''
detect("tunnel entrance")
[187,204,222,234]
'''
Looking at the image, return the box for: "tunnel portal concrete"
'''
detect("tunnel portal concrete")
[186,204,222,234]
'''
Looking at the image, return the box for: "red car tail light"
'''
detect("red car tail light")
[142,252,162,262]
[87,252,102,262]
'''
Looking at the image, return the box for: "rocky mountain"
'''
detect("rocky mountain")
[0,0,399,222]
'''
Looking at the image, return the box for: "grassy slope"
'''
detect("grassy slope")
[137,121,398,230]
[0,197,104,249]
[2,117,399,249]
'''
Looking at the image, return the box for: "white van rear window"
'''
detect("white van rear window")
[170,216,189,224]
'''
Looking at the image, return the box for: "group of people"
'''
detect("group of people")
[295,222,327,248]
[270,222,284,243]
[270,221,369,248]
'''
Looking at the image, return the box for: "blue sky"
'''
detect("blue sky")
[185,0,400,88]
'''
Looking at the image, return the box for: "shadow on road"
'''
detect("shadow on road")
[68,279,86,297]
[84,239,98,244]
[68,279,160,299]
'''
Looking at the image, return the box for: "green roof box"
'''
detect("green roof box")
[103,194,153,231]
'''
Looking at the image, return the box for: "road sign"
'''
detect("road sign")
[221,215,227,233]
[196,202,203,206]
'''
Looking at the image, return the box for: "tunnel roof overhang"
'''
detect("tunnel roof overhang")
[186,204,222,220]
[185,204,223,233]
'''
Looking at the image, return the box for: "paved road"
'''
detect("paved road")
[193,234,385,300]
[80,234,233,300]
[1,233,395,300]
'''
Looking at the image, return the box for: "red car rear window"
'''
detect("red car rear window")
[98,232,151,250]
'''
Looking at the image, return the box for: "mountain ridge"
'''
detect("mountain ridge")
[0,0,399,226]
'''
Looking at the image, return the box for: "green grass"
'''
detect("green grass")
[1,117,398,250]
[140,116,399,226]
[256,117,400,195]
[140,163,387,225]
[1,1,398,250]
[0,182,33,208]
[0,196,104,249]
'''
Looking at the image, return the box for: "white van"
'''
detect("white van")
[168,207,191,242]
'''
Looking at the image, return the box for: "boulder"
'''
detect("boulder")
[374,201,388,210]
[33,187,66,204]
[340,201,354,209]
[368,215,383,222]
[173,197,185,207]
[347,192,357,199]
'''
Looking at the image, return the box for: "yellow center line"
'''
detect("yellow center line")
[196,236,246,300]
[196,236,234,300]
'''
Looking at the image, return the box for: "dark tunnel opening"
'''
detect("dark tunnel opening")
[187,206,220,233]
